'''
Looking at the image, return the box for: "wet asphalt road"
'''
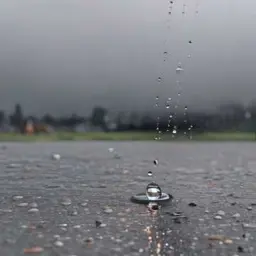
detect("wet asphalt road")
[1,141,256,256]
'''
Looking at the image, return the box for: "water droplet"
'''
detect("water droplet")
[172,129,177,134]
[184,106,188,111]
[187,54,191,58]
[166,104,170,109]
[163,51,168,55]
[146,183,162,200]
[148,171,153,177]
[153,159,159,166]
[156,96,159,100]
[157,77,162,82]
[188,40,192,44]
[169,114,173,118]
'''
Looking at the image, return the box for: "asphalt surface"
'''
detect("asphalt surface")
[1,142,256,256]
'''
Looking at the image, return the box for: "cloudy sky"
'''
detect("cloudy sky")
[0,0,256,116]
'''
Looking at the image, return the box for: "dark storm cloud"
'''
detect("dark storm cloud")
[0,0,256,115]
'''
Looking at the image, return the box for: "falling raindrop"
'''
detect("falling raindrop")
[148,171,153,177]
[146,183,162,200]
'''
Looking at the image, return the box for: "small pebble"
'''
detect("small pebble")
[12,195,23,201]
[188,202,197,207]
[54,241,64,247]
[247,206,253,211]
[104,208,113,214]
[233,213,241,218]
[237,246,244,253]
[52,154,61,160]
[214,215,222,220]
[61,199,72,206]
[217,210,225,216]
[28,208,39,213]
[17,203,28,207]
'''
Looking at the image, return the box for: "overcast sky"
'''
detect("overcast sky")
[0,0,256,116]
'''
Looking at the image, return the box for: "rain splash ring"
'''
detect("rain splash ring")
[130,192,173,205]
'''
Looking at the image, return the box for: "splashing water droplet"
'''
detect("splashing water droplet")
[153,159,159,166]
[148,171,153,177]
[176,63,184,73]
[146,183,162,200]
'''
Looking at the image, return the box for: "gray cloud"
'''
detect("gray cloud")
[0,0,256,115]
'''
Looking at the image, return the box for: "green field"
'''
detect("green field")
[0,132,255,142]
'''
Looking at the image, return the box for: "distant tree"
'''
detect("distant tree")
[9,104,24,132]
[90,106,107,129]
[42,114,56,126]
[0,110,5,126]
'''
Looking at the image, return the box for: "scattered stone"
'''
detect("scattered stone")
[247,206,253,211]
[28,208,39,213]
[188,202,197,207]
[243,223,256,229]
[85,237,94,245]
[23,246,44,253]
[232,213,241,218]
[17,203,28,207]
[103,207,113,214]
[52,154,61,160]
[54,240,64,247]
[61,198,72,206]
[224,239,233,244]
[80,202,88,207]
[237,246,244,253]
[59,224,68,228]
[95,221,102,228]
[217,210,225,216]
[214,215,222,220]
[12,195,23,201]
[69,210,78,216]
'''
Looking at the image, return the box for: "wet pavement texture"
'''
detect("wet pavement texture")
[0,142,256,256]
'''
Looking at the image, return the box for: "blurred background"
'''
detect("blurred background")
[0,0,256,139]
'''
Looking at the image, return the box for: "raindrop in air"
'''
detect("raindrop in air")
[146,182,162,200]
[148,171,153,177]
